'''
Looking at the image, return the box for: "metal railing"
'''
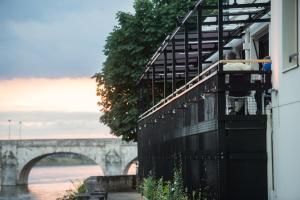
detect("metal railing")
[139,59,272,121]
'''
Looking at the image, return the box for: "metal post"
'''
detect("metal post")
[197,5,203,75]
[262,92,265,115]
[139,81,145,114]
[8,119,11,140]
[19,121,22,140]
[217,1,226,199]
[184,23,189,85]
[164,50,168,100]
[218,0,224,69]
[152,65,155,106]
[146,71,151,109]
[172,38,176,93]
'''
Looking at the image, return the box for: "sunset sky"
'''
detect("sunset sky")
[0,0,133,139]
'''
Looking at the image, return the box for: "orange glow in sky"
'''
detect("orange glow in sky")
[0,77,113,139]
[0,78,99,112]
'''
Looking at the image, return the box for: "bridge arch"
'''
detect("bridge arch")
[123,157,138,175]
[18,152,105,185]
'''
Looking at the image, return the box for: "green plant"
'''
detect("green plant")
[170,167,188,200]
[57,180,86,200]
[155,178,170,200]
[141,165,189,200]
[143,176,157,199]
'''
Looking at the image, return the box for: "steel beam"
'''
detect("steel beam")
[203,2,270,9]
[218,0,224,71]
[184,23,189,84]
[172,38,176,93]
[164,50,168,99]
[152,65,155,106]
[197,4,202,74]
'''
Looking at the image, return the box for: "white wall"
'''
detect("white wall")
[270,0,300,199]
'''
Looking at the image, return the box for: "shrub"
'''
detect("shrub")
[57,180,86,200]
[143,175,156,199]
[170,167,188,200]
[141,167,188,200]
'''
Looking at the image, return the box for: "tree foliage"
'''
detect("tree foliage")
[94,0,220,141]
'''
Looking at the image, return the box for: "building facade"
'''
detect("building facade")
[270,0,300,199]
[137,0,300,199]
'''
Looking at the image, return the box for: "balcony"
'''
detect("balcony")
[137,0,271,199]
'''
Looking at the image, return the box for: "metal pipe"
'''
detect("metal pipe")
[152,65,155,106]
[197,4,203,75]
[184,23,189,85]
[172,38,176,93]
[19,121,22,140]
[218,0,224,70]
[164,50,168,100]
[8,119,11,140]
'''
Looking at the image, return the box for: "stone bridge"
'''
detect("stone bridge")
[0,138,137,186]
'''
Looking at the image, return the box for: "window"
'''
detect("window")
[283,0,299,71]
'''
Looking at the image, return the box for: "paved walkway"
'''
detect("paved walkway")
[107,192,142,200]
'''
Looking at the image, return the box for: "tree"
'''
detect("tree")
[94,0,218,141]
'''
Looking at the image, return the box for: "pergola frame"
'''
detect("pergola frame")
[138,0,271,110]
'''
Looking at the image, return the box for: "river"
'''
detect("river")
[0,165,103,200]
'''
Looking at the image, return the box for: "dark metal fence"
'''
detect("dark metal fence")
[137,0,272,199]
[138,65,271,200]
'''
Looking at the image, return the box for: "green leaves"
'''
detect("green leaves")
[94,0,197,141]
[141,168,188,200]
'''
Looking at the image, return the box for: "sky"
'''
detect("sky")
[0,0,134,139]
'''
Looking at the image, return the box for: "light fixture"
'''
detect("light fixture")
[200,93,206,100]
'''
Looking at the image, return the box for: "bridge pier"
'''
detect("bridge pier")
[105,149,123,175]
[0,143,18,186]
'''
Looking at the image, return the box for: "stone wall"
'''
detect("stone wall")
[87,175,137,192]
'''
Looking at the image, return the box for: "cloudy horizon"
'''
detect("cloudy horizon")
[0,77,112,139]
[0,0,134,139]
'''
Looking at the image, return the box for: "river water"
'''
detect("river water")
[0,165,103,200]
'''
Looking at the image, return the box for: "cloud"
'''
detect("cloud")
[0,111,112,139]
[0,77,100,112]
[0,77,113,139]
[0,0,133,79]
[0,1,134,138]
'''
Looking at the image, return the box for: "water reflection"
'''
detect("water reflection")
[0,165,103,200]
[0,164,136,200]
[0,185,33,200]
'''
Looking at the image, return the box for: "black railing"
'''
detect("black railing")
[139,60,272,121]
[137,0,271,199]
[138,60,271,200]
[137,0,271,111]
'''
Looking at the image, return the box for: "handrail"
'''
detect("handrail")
[220,59,271,64]
[139,59,220,120]
[138,59,272,121]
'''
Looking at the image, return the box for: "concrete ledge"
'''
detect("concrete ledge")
[87,175,137,192]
